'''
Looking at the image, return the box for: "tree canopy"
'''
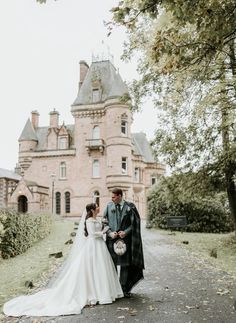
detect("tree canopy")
[110,0,236,228]
[34,0,236,228]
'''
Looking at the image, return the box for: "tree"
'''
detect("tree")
[110,0,236,230]
[147,173,233,233]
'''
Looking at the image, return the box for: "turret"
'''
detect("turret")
[18,118,38,152]
[18,118,38,173]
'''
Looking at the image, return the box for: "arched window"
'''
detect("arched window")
[93,190,100,206]
[92,159,100,178]
[65,191,70,214]
[60,162,66,179]
[92,126,100,139]
[56,192,61,214]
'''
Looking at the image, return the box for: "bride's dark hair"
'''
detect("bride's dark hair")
[84,203,97,237]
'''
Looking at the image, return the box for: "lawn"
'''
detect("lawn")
[161,229,236,278]
[0,217,75,312]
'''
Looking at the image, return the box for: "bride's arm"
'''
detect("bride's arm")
[86,219,104,238]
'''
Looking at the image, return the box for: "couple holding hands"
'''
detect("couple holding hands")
[3,188,144,317]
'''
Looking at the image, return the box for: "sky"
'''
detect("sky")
[0,0,157,171]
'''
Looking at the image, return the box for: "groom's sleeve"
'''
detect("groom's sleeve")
[102,205,112,236]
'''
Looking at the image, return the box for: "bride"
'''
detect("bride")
[3,203,123,317]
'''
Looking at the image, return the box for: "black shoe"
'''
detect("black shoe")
[124,292,131,298]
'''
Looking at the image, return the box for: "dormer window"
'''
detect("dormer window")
[59,137,67,149]
[92,89,100,102]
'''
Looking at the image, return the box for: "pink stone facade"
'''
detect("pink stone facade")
[3,59,165,218]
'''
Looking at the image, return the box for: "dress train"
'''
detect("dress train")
[3,218,123,317]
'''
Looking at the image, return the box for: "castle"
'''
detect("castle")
[0,58,165,217]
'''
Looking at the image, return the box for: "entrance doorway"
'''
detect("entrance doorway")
[18,195,28,213]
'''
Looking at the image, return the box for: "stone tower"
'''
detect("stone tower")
[71,58,133,210]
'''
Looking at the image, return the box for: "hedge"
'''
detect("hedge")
[0,209,53,259]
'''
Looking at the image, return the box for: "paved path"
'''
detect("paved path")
[3,225,236,323]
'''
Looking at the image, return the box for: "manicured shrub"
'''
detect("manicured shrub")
[147,176,234,233]
[0,209,53,259]
[180,198,233,233]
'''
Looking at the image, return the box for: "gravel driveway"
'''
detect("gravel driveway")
[3,224,236,323]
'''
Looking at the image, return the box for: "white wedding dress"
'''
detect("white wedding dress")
[3,217,123,317]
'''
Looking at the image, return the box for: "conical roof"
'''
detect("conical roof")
[19,118,38,141]
[132,132,155,163]
[71,60,128,110]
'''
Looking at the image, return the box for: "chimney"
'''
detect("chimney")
[49,109,59,128]
[31,110,39,129]
[79,60,89,89]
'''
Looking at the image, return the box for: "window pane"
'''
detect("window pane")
[93,160,100,177]
[60,162,66,179]
[59,137,67,149]
[92,126,100,139]
[56,192,61,214]
[122,157,127,174]
[65,191,70,213]
[92,89,100,102]
[93,190,100,206]
[134,167,139,182]
[121,120,127,135]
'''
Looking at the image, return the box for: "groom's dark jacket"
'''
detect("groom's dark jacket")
[103,200,144,291]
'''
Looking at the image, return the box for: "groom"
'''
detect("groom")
[103,188,144,297]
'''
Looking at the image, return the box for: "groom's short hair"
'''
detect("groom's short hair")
[112,188,123,197]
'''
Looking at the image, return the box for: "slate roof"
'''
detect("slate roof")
[18,123,75,151]
[72,60,128,109]
[132,133,156,163]
[0,168,21,180]
[34,125,75,151]
[19,118,38,141]
[18,124,154,163]
[18,118,153,162]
